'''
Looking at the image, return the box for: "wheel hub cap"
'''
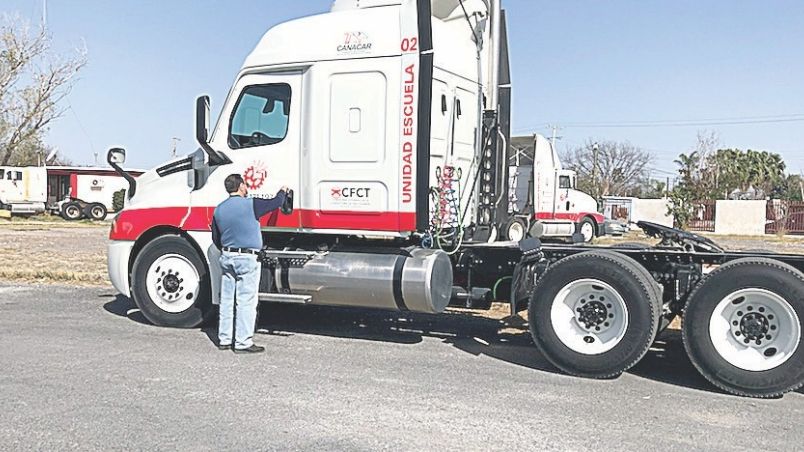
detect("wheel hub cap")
[551,279,629,355]
[163,273,181,293]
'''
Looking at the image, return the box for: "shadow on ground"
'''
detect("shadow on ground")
[104,295,803,397]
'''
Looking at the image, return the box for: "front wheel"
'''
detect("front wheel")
[683,258,804,397]
[577,217,596,243]
[131,235,212,328]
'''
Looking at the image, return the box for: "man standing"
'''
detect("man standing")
[212,174,287,354]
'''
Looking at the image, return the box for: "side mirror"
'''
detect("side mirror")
[195,95,231,166]
[107,147,126,165]
[196,95,211,145]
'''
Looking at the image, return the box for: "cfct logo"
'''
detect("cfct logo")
[330,187,371,199]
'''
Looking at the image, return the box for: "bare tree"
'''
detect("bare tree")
[562,140,653,198]
[0,15,86,165]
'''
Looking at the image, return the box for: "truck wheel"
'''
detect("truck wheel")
[682,258,804,397]
[503,218,527,242]
[529,250,660,378]
[577,217,596,243]
[131,235,212,328]
[84,203,108,221]
[61,202,83,221]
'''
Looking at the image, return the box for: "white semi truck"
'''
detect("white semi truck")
[505,134,604,243]
[106,0,803,398]
[0,166,47,215]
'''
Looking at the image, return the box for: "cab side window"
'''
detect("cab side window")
[229,83,292,149]
[559,175,571,189]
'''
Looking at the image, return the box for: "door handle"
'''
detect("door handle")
[281,189,294,215]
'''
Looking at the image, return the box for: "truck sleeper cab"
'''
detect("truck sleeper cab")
[107,0,804,398]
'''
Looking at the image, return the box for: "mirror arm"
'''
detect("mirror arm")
[107,148,137,198]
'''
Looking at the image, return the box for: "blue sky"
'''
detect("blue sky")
[4,0,804,176]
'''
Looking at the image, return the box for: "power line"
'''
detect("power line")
[514,113,804,132]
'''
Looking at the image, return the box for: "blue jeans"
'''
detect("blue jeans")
[218,252,261,349]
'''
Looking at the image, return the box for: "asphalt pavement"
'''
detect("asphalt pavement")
[0,283,801,451]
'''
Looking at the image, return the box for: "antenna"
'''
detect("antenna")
[42,0,48,29]
[171,137,182,158]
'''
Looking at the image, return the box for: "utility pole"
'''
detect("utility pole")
[592,142,599,199]
[171,137,182,158]
[548,124,562,149]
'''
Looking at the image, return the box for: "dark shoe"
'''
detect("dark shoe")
[233,344,265,354]
[217,343,231,350]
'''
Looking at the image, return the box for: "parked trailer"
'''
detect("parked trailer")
[106,0,802,398]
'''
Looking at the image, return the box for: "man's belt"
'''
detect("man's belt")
[222,246,260,256]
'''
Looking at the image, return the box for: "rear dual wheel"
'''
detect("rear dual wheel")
[529,250,661,378]
[61,202,83,220]
[683,258,804,397]
[84,203,107,221]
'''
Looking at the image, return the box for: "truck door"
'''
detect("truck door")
[558,173,572,212]
[205,71,303,229]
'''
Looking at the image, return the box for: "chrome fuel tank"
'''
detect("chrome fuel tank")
[274,249,453,314]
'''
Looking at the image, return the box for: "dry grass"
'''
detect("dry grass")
[0,225,110,286]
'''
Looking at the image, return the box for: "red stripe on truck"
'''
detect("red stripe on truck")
[110,207,417,241]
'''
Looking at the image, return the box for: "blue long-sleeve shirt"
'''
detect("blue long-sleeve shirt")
[211,191,286,250]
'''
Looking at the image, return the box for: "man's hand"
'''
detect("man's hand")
[279,186,289,193]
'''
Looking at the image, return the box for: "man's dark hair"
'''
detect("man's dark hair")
[224,174,245,193]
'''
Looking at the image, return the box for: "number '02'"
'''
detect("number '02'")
[401,37,418,52]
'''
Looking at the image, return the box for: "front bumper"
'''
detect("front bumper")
[107,240,135,297]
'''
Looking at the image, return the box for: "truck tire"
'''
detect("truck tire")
[529,250,660,378]
[61,202,83,221]
[84,203,108,221]
[577,217,596,243]
[503,217,527,242]
[131,235,212,328]
[682,258,804,397]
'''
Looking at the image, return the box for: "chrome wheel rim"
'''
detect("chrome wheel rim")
[145,254,200,313]
[551,279,629,355]
[581,222,595,242]
[709,288,800,372]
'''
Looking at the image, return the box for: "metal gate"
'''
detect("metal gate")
[766,201,804,235]
[687,200,716,232]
